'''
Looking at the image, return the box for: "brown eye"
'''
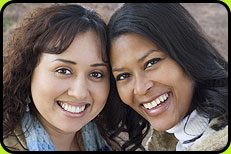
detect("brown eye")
[90,71,104,79]
[145,58,161,70]
[55,68,72,75]
[116,73,130,81]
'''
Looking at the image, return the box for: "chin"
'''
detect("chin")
[61,126,82,133]
[57,122,85,133]
[150,121,175,132]
[152,126,168,132]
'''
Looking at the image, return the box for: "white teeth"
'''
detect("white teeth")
[160,96,164,102]
[68,105,72,111]
[59,101,86,113]
[151,100,157,107]
[64,104,68,110]
[156,98,160,105]
[71,106,75,112]
[143,103,149,109]
[75,107,80,113]
[143,93,169,109]
[147,103,152,108]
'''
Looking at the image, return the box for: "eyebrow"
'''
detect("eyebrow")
[112,67,124,72]
[138,49,159,62]
[90,63,108,68]
[112,49,159,72]
[52,59,76,65]
[52,58,108,68]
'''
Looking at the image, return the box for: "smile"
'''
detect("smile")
[142,93,169,110]
[57,101,89,114]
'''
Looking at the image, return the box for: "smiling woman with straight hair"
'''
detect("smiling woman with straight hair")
[105,3,228,151]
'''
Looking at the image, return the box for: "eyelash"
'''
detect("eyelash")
[55,68,104,79]
[115,58,161,81]
[55,68,72,75]
[90,71,104,79]
[116,73,130,81]
[144,58,161,70]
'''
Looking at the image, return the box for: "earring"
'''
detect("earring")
[25,96,31,112]
[26,104,30,112]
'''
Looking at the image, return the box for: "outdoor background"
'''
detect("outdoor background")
[3,3,228,61]
[2,3,228,150]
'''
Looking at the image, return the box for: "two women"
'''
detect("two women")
[3,4,119,151]
[106,3,228,151]
[3,3,228,151]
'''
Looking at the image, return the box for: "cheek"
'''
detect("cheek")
[166,65,194,115]
[176,78,194,107]
[161,60,194,99]
[31,73,67,106]
[116,84,131,105]
[170,70,194,102]
[92,81,110,105]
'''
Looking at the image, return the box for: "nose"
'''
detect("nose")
[134,73,154,96]
[68,74,90,100]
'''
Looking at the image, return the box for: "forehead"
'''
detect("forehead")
[65,30,102,57]
[110,33,159,64]
[39,30,104,64]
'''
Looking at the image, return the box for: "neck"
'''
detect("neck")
[166,110,209,150]
[49,131,79,151]
[37,114,80,151]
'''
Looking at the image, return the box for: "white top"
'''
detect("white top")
[166,110,209,151]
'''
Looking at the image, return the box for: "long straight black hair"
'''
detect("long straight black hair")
[106,3,228,151]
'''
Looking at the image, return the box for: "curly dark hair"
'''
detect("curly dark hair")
[3,3,113,147]
[106,3,228,151]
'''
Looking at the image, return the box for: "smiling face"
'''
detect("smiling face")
[31,30,110,134]
[110,33,194,131]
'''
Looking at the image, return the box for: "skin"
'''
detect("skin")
[31,30,110,150]
[110,33,194,131]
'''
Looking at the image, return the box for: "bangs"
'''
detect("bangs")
[34,17,89,54]
[33,12,107,63]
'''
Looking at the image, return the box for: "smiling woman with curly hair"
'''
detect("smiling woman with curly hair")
[3,4,120,151]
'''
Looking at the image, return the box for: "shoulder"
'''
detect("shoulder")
[81,121,117,151]
[146,118,228,151]
[146,129,178,151]
[3,123,28,151]
[186,118,228,151]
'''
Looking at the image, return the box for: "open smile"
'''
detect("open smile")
[142,92,169,110]
[57,101,90,117]
[140,92,171,117]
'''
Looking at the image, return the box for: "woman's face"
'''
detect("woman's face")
[110,33,194,131]
[31,30,110,134]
